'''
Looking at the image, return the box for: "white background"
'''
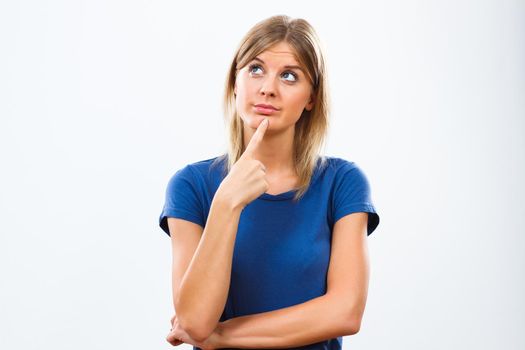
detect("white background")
[1,0,524,349]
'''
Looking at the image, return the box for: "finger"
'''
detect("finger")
[167,335,182,346]
[243,118,269,157]
[168,339,183,346]
[166,332,183,346]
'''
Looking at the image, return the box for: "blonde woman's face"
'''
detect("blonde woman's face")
[234,41,314,132]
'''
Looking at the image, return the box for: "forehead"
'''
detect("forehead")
[256,42,299,64]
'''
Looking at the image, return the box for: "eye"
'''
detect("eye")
[247,63,299,83]
[282,71,298,82]
[248,64,263,75]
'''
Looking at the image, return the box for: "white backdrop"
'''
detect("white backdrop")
[1,0,524,349]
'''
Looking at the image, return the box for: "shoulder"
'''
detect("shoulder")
[323,156,379,234]
[319,156,373,191]
[185,154,227,177]
[325,156,354,170]
[166,154,227,195]
[171,154,226,179]
[318,156,361,177]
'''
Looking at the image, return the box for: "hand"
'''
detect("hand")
[167,314,222,349]
[217,117,270,209]
[166,314,183,346]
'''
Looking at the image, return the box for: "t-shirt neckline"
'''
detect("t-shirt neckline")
[257,161,324,201]
[214,154,325,202]
[258,189,298,201]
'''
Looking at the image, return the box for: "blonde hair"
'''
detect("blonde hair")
[215,15,330,201]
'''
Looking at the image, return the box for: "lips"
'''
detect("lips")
[253,103,279,115]
[253,105,278,115]
[254,103,278,110]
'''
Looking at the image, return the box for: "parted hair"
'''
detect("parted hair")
[214,15,330,201]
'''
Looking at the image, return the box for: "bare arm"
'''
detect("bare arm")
[175,195,242,342]
[207,212,370,349]
[213,293,356,349]
[174,119,270,342]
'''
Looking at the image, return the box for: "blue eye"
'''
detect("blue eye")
[248,64,298,83]
[248,64,263,75]
[282,71,298,82]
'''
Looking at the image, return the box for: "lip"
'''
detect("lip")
[253,104,279,115]
[254,103,279,110]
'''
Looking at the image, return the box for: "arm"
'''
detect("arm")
[215,293,355,349]
[214,212,370,349]
[176,119,271,342]
[175,195,242,342]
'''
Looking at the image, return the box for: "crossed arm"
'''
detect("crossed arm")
[171,212,371,349]
[213,292,357,348]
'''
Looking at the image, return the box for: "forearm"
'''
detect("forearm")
[175,195,242,340]
[216,294,357,349]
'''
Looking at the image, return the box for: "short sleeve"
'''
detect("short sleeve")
[158,165,205,237]
[332,161,380,236]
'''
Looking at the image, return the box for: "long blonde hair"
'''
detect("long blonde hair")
[215,15,330,201]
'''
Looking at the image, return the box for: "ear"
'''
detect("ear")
[234,83,237,96]
[305,93,315,111]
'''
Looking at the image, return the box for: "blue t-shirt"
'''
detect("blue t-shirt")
[159,154,380,350]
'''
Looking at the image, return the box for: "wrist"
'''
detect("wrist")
[214,187,244,212]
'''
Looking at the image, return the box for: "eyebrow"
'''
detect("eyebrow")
[252,57,304,72]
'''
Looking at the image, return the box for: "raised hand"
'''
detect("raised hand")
[216,118,270,210]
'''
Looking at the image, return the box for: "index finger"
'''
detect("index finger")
[243,118,269,157]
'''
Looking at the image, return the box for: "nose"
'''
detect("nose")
[259,75,277,97]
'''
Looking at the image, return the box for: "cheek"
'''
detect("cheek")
[235,79,248,102]
[285,91,310,112]
[234,83,246,109]
[236,80,260,111]
[234,83,251,122]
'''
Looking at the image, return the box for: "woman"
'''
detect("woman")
[159,15,380,350]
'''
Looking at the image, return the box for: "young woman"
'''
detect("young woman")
[159,15,380,350]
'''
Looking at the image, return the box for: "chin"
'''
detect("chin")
[242,114,270,128]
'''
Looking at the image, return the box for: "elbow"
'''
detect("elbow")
[343,299,366,335]
[179,322,213,343]
[340,319,361,336]
[174,306,216,343]
[344,308,363,335]
[328,294,363,336]
[174,295,220,342]
[343,313,362,335]
[346,319,361,335]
